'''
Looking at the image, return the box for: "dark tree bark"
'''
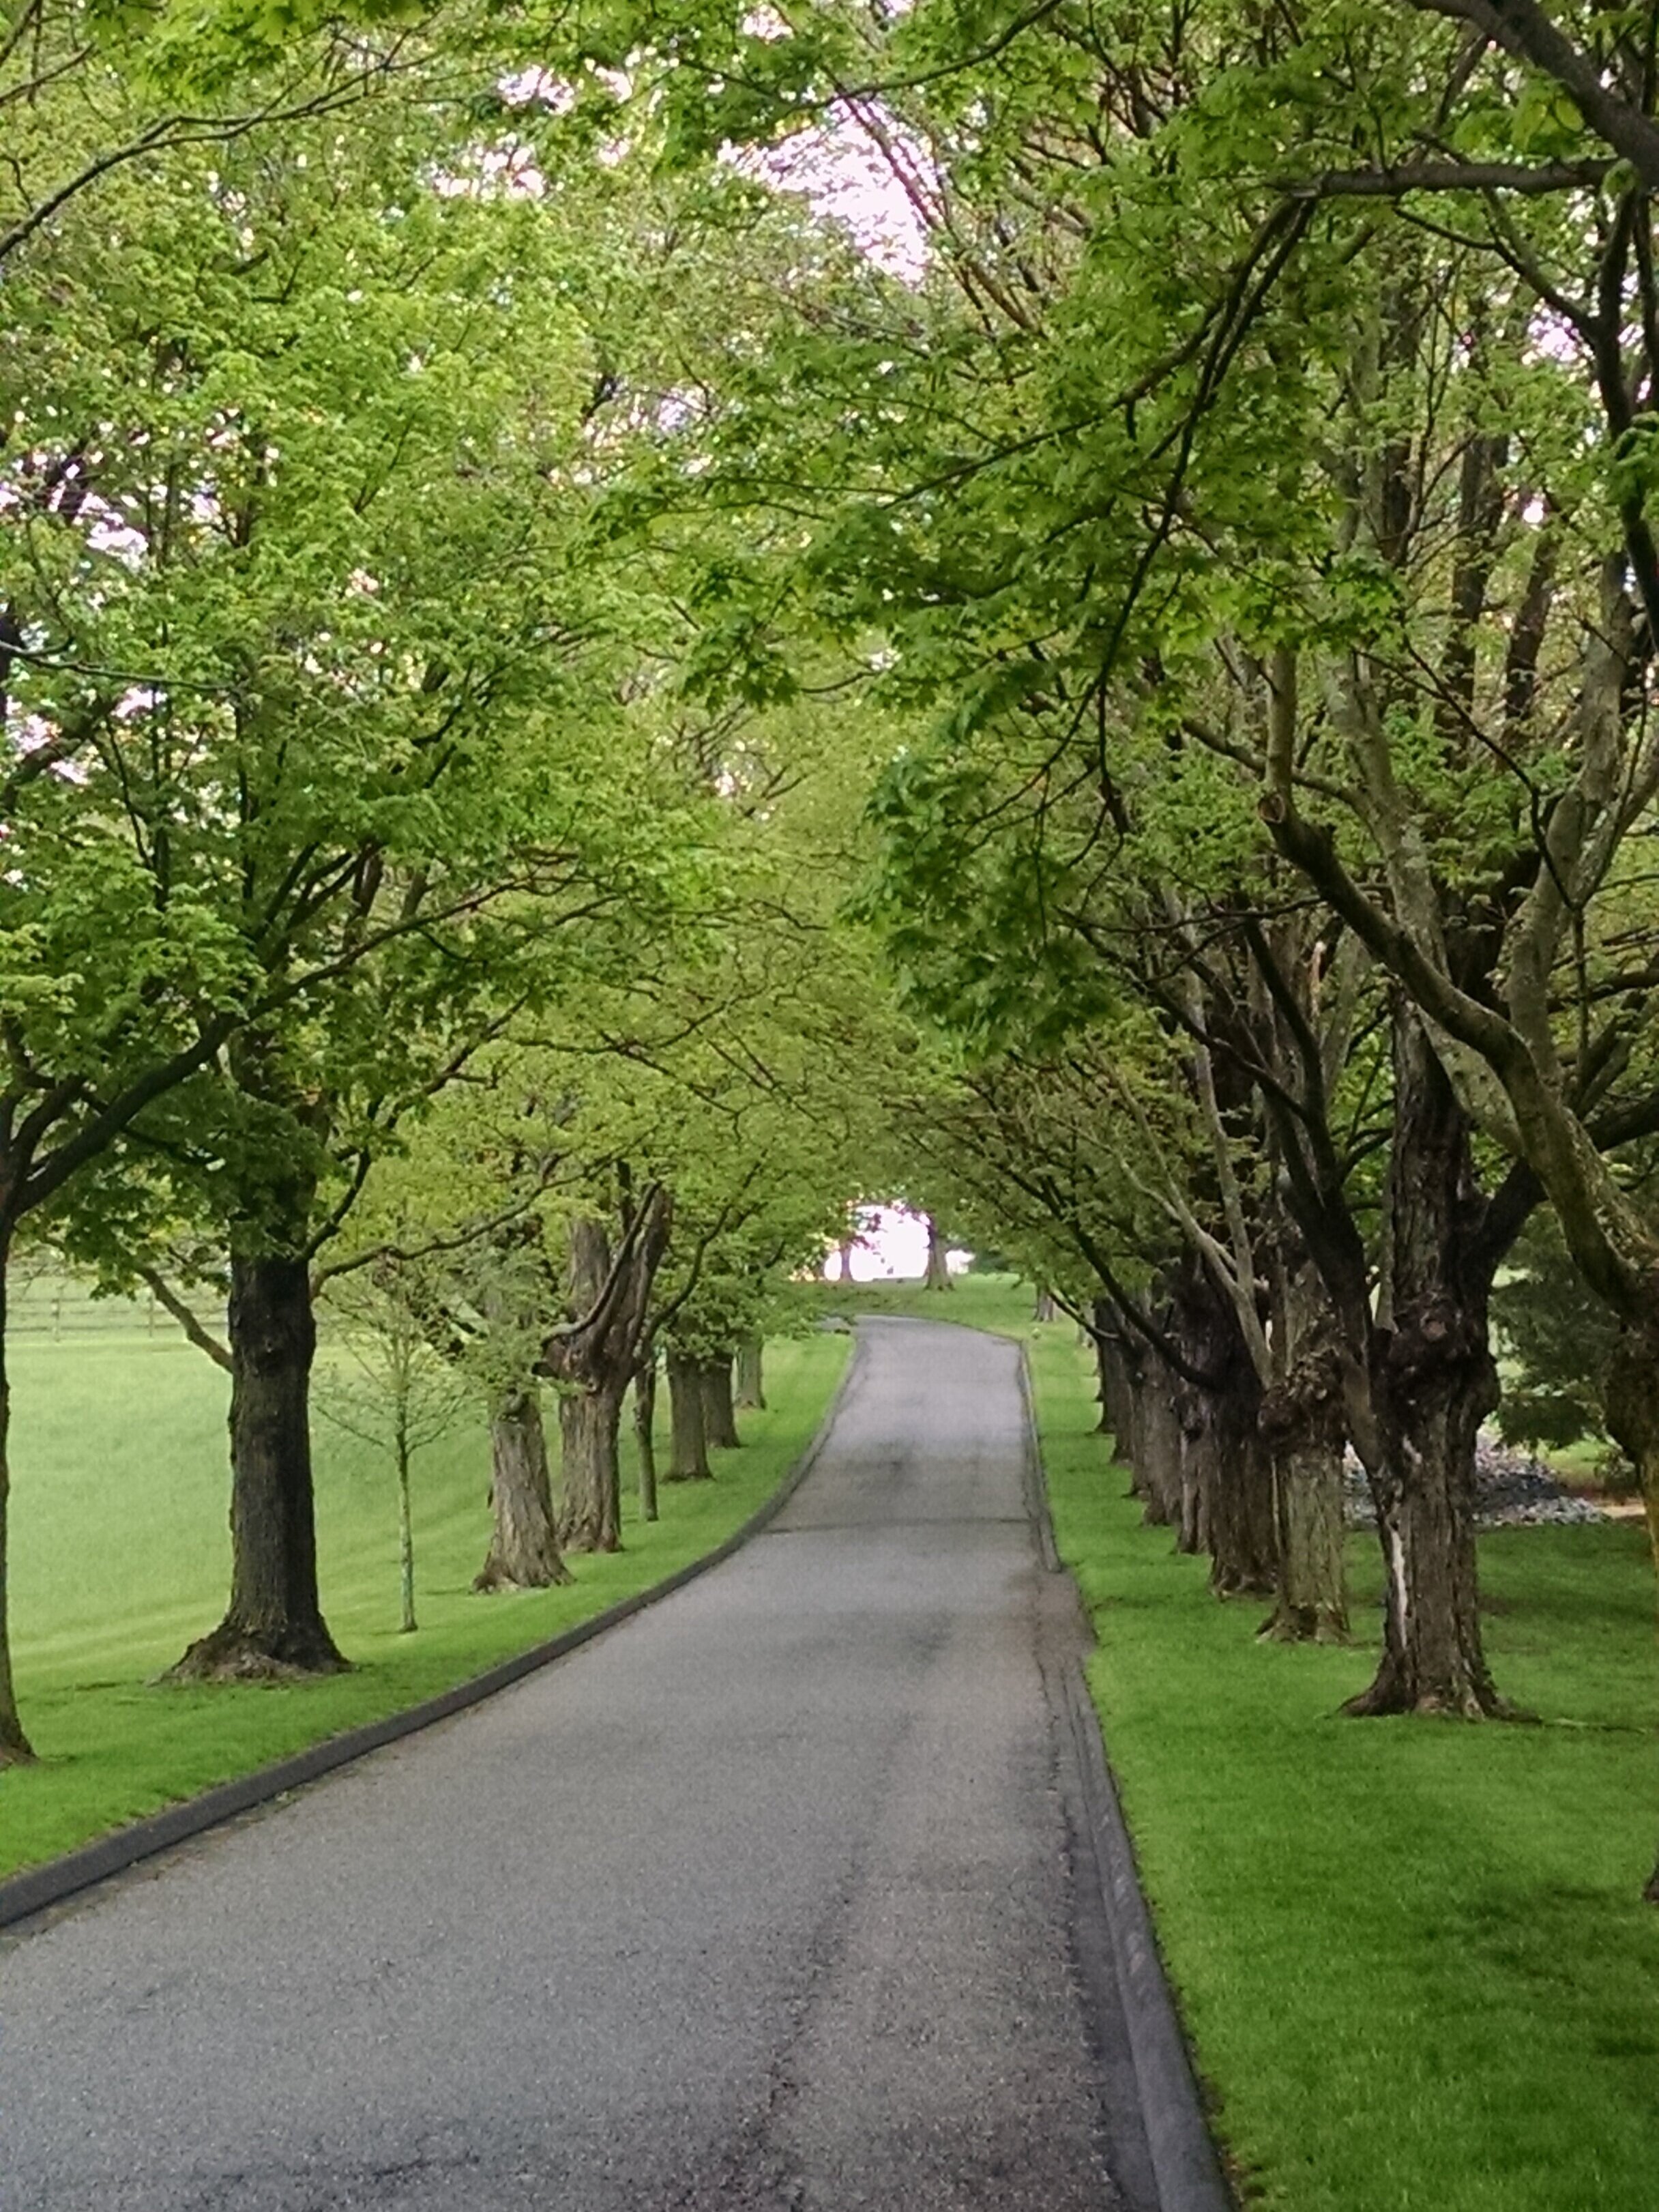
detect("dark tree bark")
[1342,1010,1526,1716]
[1134,1356,1186,1533]
[475,1385,571,1590]
[0,1251,32,1764]
[559,1382,626,1554]
[634,1351,659,1522]
[701,1354,739,1449]
[1602,1328,1659,1898]
[735,1332,765,1410]
[924,1214,952,1290]
[173,1248,347,1679]
[1092,1303,1124,1438]
[666,1350,711,1479]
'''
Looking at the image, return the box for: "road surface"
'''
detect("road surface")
[1,1319,1155,2211]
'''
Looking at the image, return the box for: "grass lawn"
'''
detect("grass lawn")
[3,1324,849,1880]
[825,1278,1659,2211]
[1034,1322,1659,2212]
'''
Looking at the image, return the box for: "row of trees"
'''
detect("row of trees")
[0,6,901,1760]
[570,0,1659,1894]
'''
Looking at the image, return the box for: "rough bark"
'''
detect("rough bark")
[173,1249,347,1679]
[701,1354,740,1449]
[540,1198,672,1554]
[634,1352,659,1522]
[1259,1262,1349,1643]
[1598,1326,1659,1900]
[559,1383,625,1554]
[1344,1010,1510,1716]
[0,1255,33,1764]
[476,1386,572,1590]
[735,1333,765,1410]
[666,1350,711,1479]
[924,1216,952,1290]
[1134,1359,1186,1532]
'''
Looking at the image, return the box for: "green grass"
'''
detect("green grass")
[2,1326,849,1879]
[1029,1321,1659,2212]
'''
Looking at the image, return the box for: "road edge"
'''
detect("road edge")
[1020,1343,1235,2212]
[0,1331,864,1934]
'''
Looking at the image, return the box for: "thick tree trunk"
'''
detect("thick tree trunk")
[1345,1010,1506,1717]
[1033,1285,1058,1322]
[835,1236,856,1282]
[173,1251,346,1680]
[558,1384,624,1554]
[1094,1308,1128,1440]
[475,1386,572,1590]
[735,1333,765,1410]
[1259,1266,1349,1644]
[1136,1363,1186,1532]
[924,1216,952,1290]
[666,1351,711,1479]
[701,1355,740,1449]
[1205,1395,1276,1599]
[0,1254,33,1765]
[395,1432,417,1635]
[1597,1325,1659,1900]
[634,1353,659,1522]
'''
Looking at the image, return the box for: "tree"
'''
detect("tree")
[314,1275,467,1635]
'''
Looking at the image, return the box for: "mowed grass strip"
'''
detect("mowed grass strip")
[3,1328,849,1880]
[1029,1322,1659,2212]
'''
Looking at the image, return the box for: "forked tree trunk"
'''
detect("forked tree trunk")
[173,1251,346,1680]
[0,1254,33,1765]
[666,1352,711,1480]
[835,1236,856,1282]
[475,1386,571,1590]
[559,1384,625,1554]
[634,1354,659,1522]
[735,1333,765,1410]
[924,1217,952,1290]
[701,1355,740,1450]
[1345,1011,1508,1717]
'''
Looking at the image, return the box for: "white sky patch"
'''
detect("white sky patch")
[733,102,932,283]
[827,1201,971,1280]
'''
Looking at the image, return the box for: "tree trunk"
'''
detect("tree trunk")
[1602,1325,1659,1900]
[1345,1009,1506,1717]
[924,1214,952,1290]
[1033,1285,1058,1322]
[634,1352,659,1522]
[1136,1362,1186,1531]
[1259,1265,1349,1644]
[395,1431,417,1635]
[1175,1262,1273,1595]
[0,1252,33,1765]
[173,1250,347,1680]
[666,1351,711,1480]
[558,1384,625,1554]
[735,1332,766,1410]
[835,1235,856,1282]
[475,1386,572,1590]
[702,1354,740,1449]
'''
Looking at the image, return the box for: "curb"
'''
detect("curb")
[1019,1345,1233,2212]
[0,1334,865,1934]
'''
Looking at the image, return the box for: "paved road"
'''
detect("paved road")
[1,1319,1154,2212]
